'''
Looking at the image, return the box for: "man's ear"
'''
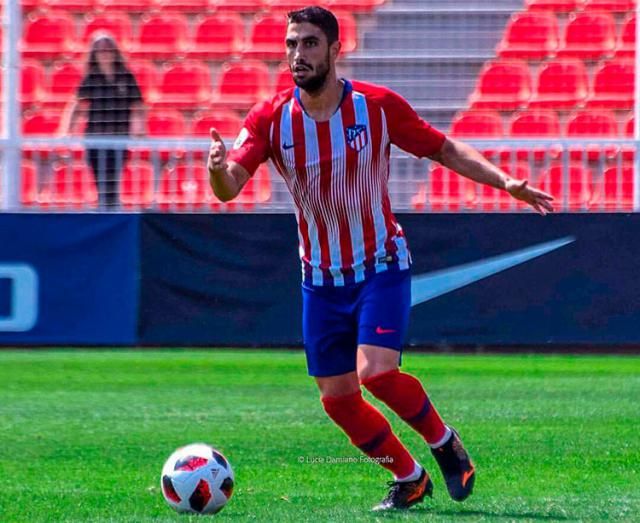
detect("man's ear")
[331,40,342,61]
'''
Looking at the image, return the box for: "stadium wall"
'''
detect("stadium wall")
[1,214,638,348]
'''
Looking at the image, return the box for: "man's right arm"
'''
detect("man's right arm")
[207,128,251,202]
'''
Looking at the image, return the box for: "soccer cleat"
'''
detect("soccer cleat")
[372,468,433,511]
[431,427,475,502]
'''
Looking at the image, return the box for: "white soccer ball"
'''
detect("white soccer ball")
[160,443,234,515]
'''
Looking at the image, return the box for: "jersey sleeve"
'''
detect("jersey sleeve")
[227,101,273,176]
[382,89,446,158]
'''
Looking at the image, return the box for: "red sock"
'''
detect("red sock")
[362,369,447,446]
[321,390,416,478]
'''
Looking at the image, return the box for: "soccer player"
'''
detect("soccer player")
[207,6,554,512]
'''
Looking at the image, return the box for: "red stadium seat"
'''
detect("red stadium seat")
[143,108,188,162]
[537,163,592,210]
[147,109,187,137]
[586,59,634,110]
[156,163,212,211]
[48,61,83,107]
[557,12,616,60]
[211,0,268,11]
[566,109,619,161]
[47,0,99,11]
[266,0,331,10]
[245,13,287,59]
[412,166,475,211]
[156,0,210,12]
[188,13,245,60]
[128,60,161,105]
[157,61,212,110]
[22,110,61,136]
[275,63,295,93]
[591,165,634,210]
[215,60,272,109]
[583,0,635,11]
[20,160,39,207]
[496,12,559,60]
[616,14,635,58]
[191,110,243,138]
[97,0,158,12]
[478,162,532,211]
[132,14,189,59]
[120,161,155,209]
[450,110,504,159]
[621,114,635,162]
[508,109,562,161]
[39,162,98,209]
[469,61,531,111]
[20,12,78,59]
[20,61,47,107]
[528,59,588,110]
[210,164,272,210]
[525,0,584,11]
[328,0,385,11]
[450,111,503,137]
[82,12,133,48]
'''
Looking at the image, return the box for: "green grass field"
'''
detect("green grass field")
[1,350,638,522]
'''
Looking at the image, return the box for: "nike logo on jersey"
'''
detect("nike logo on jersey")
[282,142,296,150]
[376,326,396,335]
[411,237,575,307]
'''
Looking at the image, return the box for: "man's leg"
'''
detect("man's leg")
[358,345,475,502]
[316,371,432,511]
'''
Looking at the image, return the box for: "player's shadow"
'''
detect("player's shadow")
[375,506,572,521]
[432,508,571,521]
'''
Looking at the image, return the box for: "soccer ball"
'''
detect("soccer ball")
[160,443,234,515]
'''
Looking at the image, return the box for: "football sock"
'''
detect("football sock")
[321,390,416,479]
[395,461,423,483]
[362,369,448,446]
[430,426,452,449]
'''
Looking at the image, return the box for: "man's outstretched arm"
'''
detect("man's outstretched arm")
[429,137,555,215]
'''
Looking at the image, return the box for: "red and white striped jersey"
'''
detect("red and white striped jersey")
[228,79,446,287]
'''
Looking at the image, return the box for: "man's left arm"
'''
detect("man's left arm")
[429,137,555,215]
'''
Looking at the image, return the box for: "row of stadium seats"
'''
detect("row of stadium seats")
[15,158,632,212]
[18,59,295,110]
[413,163,634,211]
[451,110,635,162]
[23,108,242,138]
[19,0,384,14]
[17,160,272,210]
[497,11,635,60]
[526,0,635,12]
[469,58,633,110]
[19,11,358,60]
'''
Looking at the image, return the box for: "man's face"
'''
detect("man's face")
[286,22,337,94]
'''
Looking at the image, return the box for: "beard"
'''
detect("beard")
[291,53,331,94]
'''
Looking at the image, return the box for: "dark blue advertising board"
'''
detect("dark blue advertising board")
[0,214,139,345]
[138,213,640,347]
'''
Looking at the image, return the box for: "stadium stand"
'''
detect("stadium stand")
[39,162,99,209]
[7,0,637,212]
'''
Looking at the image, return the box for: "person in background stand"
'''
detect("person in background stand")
[64,33,145,209]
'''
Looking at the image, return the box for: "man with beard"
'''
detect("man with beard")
[207,5,553,512]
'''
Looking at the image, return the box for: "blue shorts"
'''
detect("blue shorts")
[302,269,411,377]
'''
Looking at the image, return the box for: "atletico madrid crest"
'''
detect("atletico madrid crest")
[345,124,368,152]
